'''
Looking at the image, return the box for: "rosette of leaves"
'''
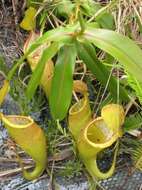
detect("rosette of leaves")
[9,1,142,122]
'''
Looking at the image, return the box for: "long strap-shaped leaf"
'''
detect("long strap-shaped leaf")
[26,42,59,100]
[49,44,77,120]
[76,41,129,101]
[83,27,142,83]
[7,25,78,81]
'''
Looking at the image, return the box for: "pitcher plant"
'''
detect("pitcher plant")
[68,80,92,140]
[0,113,47,180]
[23,32,54,97]
[68,81,125,179]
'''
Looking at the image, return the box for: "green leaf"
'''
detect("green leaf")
[25,24,78,55]
[132,142,142,171]
[26,42,59,100]
[27,0,43,7]
[122,137,142,171]
[8,24,77,81]
[56,0,74,18]
[127,73,142,104]
[83,27,142,83]
[124,113,142,132]
[85,2,115,29]
[76,41,129,102]
[49,44,77,120]
[96,12,115,30]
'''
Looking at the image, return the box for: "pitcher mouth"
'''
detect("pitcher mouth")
[84,117,118,148]
[69,96,88,115]
[2,115,33,129]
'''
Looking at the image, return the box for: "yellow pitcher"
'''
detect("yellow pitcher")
[69,80,92,140]
[68,81,125,179]
[23,32,54,97]
[0,113,47,180]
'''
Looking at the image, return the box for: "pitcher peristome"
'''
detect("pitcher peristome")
[23,32,54,97]
[0,113,47,180]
